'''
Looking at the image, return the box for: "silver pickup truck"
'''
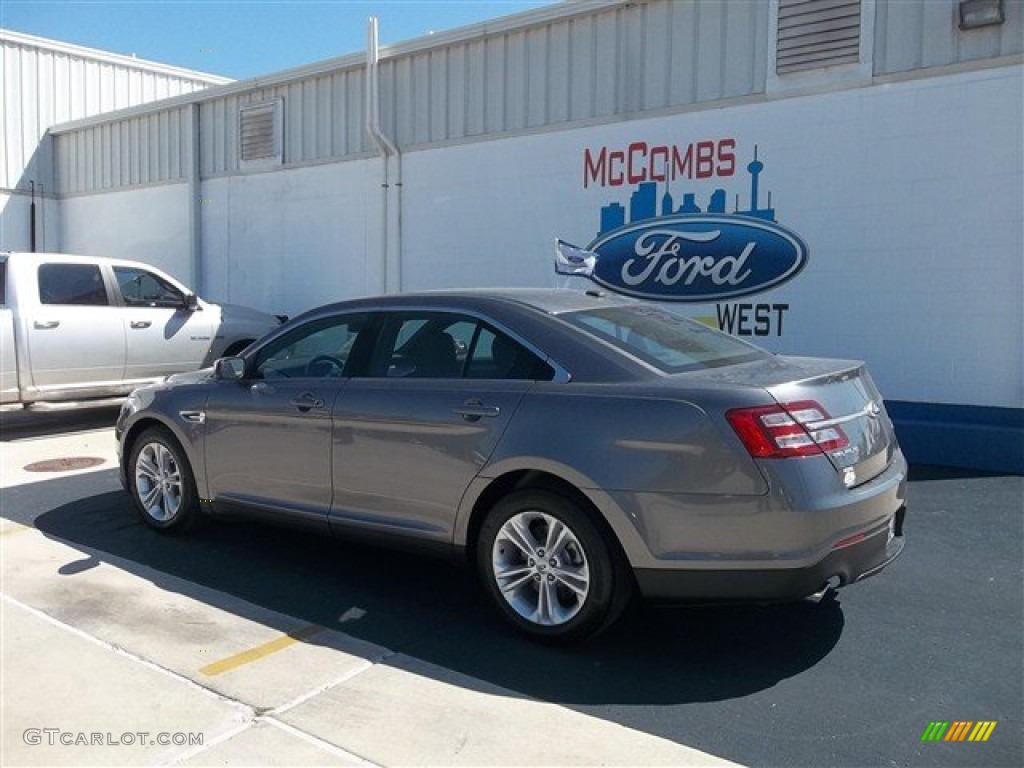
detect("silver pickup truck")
[1,251,282,407]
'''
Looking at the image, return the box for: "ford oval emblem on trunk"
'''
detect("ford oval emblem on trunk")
[575,215,808,302]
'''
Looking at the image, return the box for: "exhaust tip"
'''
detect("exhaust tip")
[807,575,843,603]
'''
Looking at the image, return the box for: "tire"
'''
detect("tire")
[476,489,631,644]
[127,427,200,533]
[223,340,254,357]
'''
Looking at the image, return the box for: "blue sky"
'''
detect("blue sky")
[1,1,551,80]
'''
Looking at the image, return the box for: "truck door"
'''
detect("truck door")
[27,262,125,391]
[111,265,214,381]
[0,260,18,403]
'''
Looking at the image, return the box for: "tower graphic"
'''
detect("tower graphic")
[737,145,774,221]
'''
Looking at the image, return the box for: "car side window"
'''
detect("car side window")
[37,264,110,306]
[373,313,463,378]
[113,266,185,308]
[465,325,555,381]
[252,314,371,380]
[369,311,553,381]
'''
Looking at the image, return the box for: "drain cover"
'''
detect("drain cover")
[23,457,106,473]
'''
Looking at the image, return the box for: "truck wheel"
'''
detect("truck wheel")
[223,340,253,357]
[477,490,631,644]
[128,427,200,532]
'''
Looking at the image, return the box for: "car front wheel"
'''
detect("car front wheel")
[128,427,200,532]
[477,490,630,644]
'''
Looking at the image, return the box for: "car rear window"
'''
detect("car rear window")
[561,304,767,373]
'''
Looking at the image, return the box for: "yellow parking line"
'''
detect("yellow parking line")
[200,624,324,676]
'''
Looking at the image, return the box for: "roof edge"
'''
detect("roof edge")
[0,27,233,85]
[46,0,634,135]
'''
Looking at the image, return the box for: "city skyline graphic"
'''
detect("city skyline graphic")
[596,146,777,238]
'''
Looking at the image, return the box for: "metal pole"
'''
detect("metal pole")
[29,181,37,252]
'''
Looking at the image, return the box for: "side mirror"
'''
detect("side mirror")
[214,357,245,381]
[184,293,200,311]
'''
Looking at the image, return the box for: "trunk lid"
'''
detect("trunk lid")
[763,357,897,485]
[678,355,898,485]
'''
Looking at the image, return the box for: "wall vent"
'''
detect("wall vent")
[239,99,282,166]
[776,0,862,75]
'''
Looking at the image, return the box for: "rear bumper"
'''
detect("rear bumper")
[635,504,906,602]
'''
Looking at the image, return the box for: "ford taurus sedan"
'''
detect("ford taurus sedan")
[116,289,907,643]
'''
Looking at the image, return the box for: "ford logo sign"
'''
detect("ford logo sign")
[581,215,809,302]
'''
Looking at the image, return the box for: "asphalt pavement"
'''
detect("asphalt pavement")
[1,406,1021,767]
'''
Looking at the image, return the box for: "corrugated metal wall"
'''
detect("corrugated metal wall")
[874,0,1023,75]
[55,107,193,194]
[47,0,1023,196]
[59,0,769,189]
[380,0,768,148]
[200,70,368,176]
[1,29,227,192]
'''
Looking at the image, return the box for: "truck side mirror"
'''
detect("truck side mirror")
[184,293,200,311]
[214,357,245,381]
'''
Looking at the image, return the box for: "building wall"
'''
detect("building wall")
[59,183,193,282]
[56,62,1022,412]
[874,0,1024,74]
[198,161,377,313]
[0,28,228,250]
[399,65,1022,415]
[41,0,1024,471]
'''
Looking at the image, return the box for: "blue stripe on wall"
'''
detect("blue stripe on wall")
[886,401,1024,475]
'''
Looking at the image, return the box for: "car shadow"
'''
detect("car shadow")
[0,405,121,440]
[28,479,844,707]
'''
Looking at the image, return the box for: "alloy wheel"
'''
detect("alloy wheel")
[491,510,591,626]
[134,441,183,522]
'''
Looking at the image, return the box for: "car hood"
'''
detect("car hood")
[164,367,215,386]
[216,302,280,325]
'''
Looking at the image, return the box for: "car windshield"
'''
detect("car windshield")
[560,304,768,373]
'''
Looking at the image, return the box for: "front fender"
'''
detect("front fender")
[119,387,209,499]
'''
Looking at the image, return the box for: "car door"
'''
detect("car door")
[203,312,375,528]
[112,265,215,381]
[26,261,125,391]
[329,311,551,543]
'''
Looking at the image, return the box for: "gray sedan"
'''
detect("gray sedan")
[116,289,906,643]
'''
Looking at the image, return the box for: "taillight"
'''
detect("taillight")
[726,400,849,458]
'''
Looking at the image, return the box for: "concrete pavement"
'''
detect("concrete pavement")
[1,414,737,767]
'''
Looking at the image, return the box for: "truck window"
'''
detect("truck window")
[0,261,6,306]
[38,264,110,306]
[112,266,184,308]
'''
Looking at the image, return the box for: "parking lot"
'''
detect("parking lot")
[1,406,1021,767]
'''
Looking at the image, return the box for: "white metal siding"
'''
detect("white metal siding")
[54,107,191,193]
[43,0,1024,197]
[1,29,227,193]
[198,67,366,176]
[196,0,766,177]
[874,0,1024,74]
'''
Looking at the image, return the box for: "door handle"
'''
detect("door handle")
[290,392,325,412]
[453,399,500,421]
[130,320,152,329]
[33,320,59,330]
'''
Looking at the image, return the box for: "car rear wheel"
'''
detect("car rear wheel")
[477,489,629,644]
[128,427,200,532]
